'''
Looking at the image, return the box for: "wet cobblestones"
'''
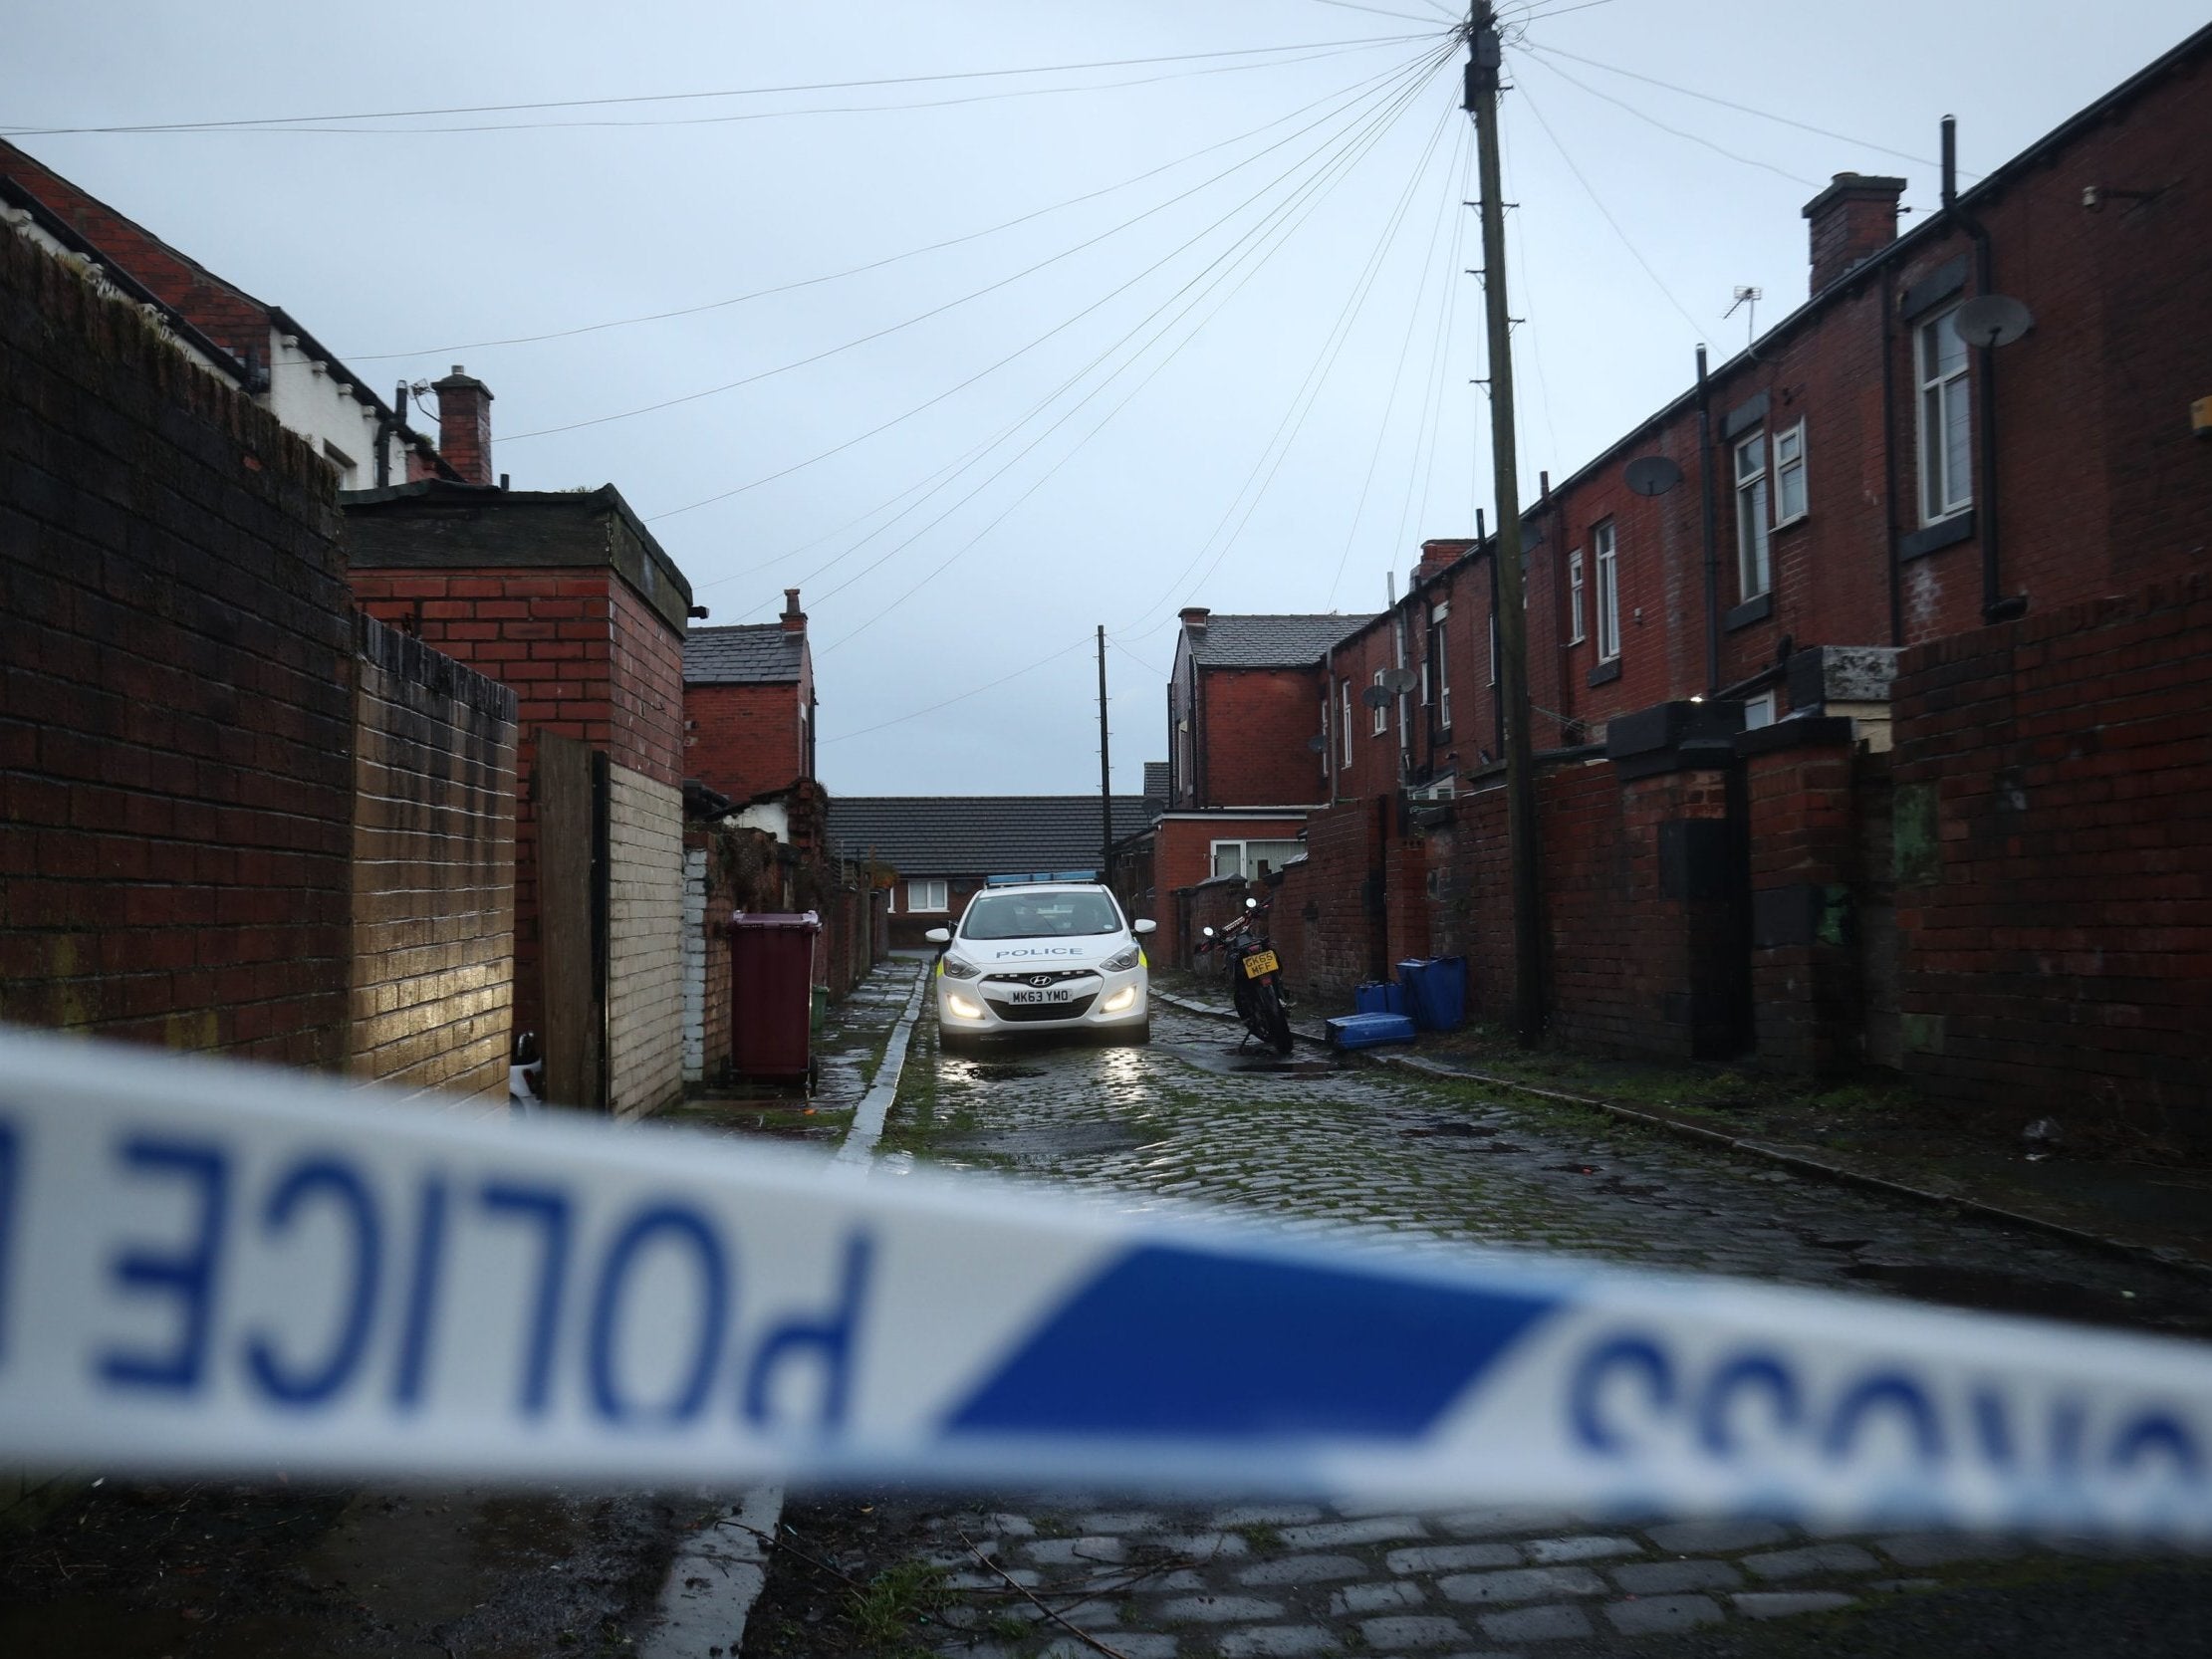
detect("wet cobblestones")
[828,974,2212,1657]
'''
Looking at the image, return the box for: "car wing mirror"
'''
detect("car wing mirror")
[923,927,952,945]
[1132,918,1156,935]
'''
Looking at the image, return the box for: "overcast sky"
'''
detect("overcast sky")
[6,2,2203,797]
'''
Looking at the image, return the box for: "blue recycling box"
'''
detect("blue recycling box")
[1327,1012,1417,1050]
[1354,981,1408,1017]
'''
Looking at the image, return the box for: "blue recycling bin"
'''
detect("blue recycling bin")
[1396,957,1467,1032]
[1355,980,1408,1017]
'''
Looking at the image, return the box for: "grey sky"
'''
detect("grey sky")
[5,2,2201,795]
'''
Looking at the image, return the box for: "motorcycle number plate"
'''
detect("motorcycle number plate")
[1008,989,1074,1005]
[1241,950,1279,979]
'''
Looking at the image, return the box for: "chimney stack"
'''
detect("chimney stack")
[781,587,807,633]
[432,363,495,485]
[1179,605,1211,635]
[1802,173,1907,296]
[1414,538,1474,585]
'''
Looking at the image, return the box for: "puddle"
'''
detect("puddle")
[1401,1121,1499,1138]
[950,1121,1156,1162]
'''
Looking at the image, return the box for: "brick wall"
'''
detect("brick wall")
[607,764,683,1118]
[347,612,516,1103]
[1890,574,2212,1145]
[1194,667,1328,807]
[1740,720,1865,1070]
[0,222,354,1061]
[685,679,807,804]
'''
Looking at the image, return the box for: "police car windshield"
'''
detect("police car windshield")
[961,890,1123,940]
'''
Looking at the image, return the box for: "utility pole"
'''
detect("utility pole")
[1097,625,1113,880]
[1466,3,1545,1046]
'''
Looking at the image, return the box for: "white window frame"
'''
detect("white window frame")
[1916,306,1973,524]
[1340,678,1353,765]
[1210,838,1304,881]
[1743,691,1778,730]
[1568,549,1586,644]
[1734,428,1773,600]
[1594,520,1620,662]
[1370,669,1387,735]
[1429,603,1452,731]
[906,878,948,913]
[1773,419,1808,527]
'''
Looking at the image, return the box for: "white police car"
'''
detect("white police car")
[925,881,1153,1049]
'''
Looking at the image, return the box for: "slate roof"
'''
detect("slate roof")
[1142,762,1170,806]
[684,623,805,685]
[1186,613,1366,668]
[830,796,1154,877]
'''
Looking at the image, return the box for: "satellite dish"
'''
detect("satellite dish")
[1382,665,1419,693]
[1306,733,1327,752]
[1360,684,1392,709]
[1953,294,2034,349]
[1624,455,1684,498]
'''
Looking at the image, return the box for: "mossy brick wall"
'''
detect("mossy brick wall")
[348,612,516,1103]
[1890,574,2212,1146]
[0,225,354,1062]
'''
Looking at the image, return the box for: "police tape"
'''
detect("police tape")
[1,1023,2207,1538]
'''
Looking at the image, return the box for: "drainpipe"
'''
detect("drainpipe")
[1880,263,1904,645]
[1695,346,1720,695]
[1389,572,1410,791]
[373,382,409,489]
[1943,117,2025,623]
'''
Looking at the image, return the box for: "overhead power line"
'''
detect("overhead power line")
[506,46,1447,444]
[350,51,1437,362]
[819,637,1094,745]
[1517,38,1976,178]
[1516,48,1822,187]
[806,53,1455,649]
[1,36,1426,135]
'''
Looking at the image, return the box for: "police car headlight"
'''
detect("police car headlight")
[941,956,980,980]
[1101,985,1138,1013]
[1101,945,1141,973]
[945,993,985,1020]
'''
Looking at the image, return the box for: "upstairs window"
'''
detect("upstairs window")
[1774,419,1808,526]
[1568,550,1586,644]
[1917,307,1972,523]
[906,878,949,913]
[1594,520,1621,661]
[1735,430,1772,599]
[1370,669,1387,735]
[1427,603,1451,730]
[1341,679,1353,766]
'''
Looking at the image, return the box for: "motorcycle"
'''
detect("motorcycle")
[1195,881,1295,1057]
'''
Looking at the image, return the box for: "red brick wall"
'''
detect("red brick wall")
[1195,667,1328,807]
[1154,815,1312,925]
[0,224,354,1062]
[685,680,807,804]
[1276,799,1383,998]
[348,614,517,1101]
[1742,724,1867,1069]
[1890,574,2212,1145]
[609,576,684,788]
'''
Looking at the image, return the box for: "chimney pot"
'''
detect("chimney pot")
[781,587,807,633]
[431,364,495,486]
[1803,172,1908,296]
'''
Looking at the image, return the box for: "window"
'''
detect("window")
[1743,691,1778,730]
[1340,678,1353,766]
[1734,430,1772,599]
[1488,608,1498,686]
[1370,669,1387,735]
[1568,550,1586,644]
[1916,306,1972,523]
[1428,603,1451,730]
[1594,520,1620,661]
[1773,420,1808,526]
[321,439,358,487]
[906,878,948,913]
[1212,838,1304,880]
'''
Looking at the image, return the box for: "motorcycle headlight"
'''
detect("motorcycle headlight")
[1101,945,1140,973]
[940,955,980,980]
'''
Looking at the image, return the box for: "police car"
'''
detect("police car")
[925,877,1152,1049]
